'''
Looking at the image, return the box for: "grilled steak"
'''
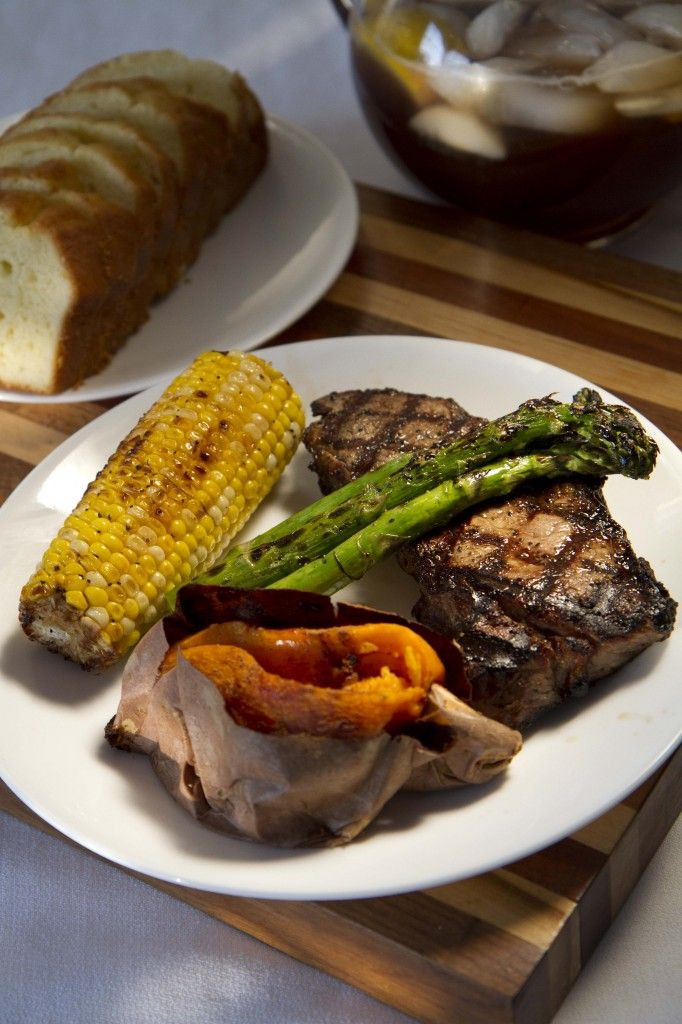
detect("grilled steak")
[304,388,484,494]
[399,479,676,729]
[303,389,677,731]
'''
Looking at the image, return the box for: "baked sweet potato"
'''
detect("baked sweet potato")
[163,619,445,737]
[106,586,521,846]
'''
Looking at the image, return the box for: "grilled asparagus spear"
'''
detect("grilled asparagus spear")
[193,388,658,595]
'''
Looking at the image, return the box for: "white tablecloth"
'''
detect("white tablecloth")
[0,3,680,1022]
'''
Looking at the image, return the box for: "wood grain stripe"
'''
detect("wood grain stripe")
[357,184,682,307]
[0,409,66,465]
[327,273,682,411]
[609,282,682,316]
[347,243,680,372]
[622,765,663,810]
[268,305,681,445]
[427,872,574,949]
[359,214,682,350]
[264,300,424,348]
[2,400,106,434]
[507,839,607,904]
[0,451,33,503]
[569,803,636,855]
[329,893,541,995]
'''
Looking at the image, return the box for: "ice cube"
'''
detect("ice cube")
[465,0,530,60]
[420,21,451,65]
[483,78,615,132]
[428,60,501,108]
[598,2,648,9]
[410,103,508,158]
[420,2,471,40]
[537,1,637,50]
[429,56,546,114]
[615,80,682,116]
[588,40,682,91]
[483,56,542,74]
[507,24,604,71]
[624,4,682,51]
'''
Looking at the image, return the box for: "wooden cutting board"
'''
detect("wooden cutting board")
[2,748,679,1024]
[0,184,680,1024]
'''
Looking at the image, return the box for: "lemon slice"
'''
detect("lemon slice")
[355,7,467,108]
[374,6,465,62]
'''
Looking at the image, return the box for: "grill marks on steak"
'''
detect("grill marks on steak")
[305,388,484,493]
[399,480,676,729]
[303,389,677,732]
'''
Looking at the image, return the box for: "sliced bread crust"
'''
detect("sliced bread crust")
[0,166,156,351]
[5,112,182,296]
[0,52,267,393]
[38,77,239,282]
[0,189,147,393]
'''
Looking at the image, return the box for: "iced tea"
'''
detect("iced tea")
[351,1,682,240]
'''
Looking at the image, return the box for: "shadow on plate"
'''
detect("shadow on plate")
[96,735,342,864]
[95,721,513,867]
[0,627,118,705]
[521,641,671,742]
[362,769,513,845]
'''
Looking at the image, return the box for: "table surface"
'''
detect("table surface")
[0,3,680,1024]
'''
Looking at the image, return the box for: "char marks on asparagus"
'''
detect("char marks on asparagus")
[303,389,677,731]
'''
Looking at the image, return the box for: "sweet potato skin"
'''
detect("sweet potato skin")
[105,587,521,847]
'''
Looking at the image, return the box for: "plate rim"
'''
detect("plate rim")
[0,334,679,900]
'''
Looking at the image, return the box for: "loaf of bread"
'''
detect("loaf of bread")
[0,50,267,394]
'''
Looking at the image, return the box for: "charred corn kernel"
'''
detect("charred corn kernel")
[100,532,124,553]
[169,518,186,538]
[19,351,305,671]
[85,606,109,629]
[110,552,130,573]
[107,622,124,644]
[108,584,127,605]
[63,560,86,576]
[90,541,110,562]
[66,591,88,611]
[97,562,120,584]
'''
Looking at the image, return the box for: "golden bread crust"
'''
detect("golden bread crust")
[0,51,267,393]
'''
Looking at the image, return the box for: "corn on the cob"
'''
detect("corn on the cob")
[19,350,305,670]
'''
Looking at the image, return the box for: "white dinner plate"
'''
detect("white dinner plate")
[0,115,358,403]
[0,336,679,900]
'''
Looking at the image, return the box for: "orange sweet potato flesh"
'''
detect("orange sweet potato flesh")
[164,622,446,739]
